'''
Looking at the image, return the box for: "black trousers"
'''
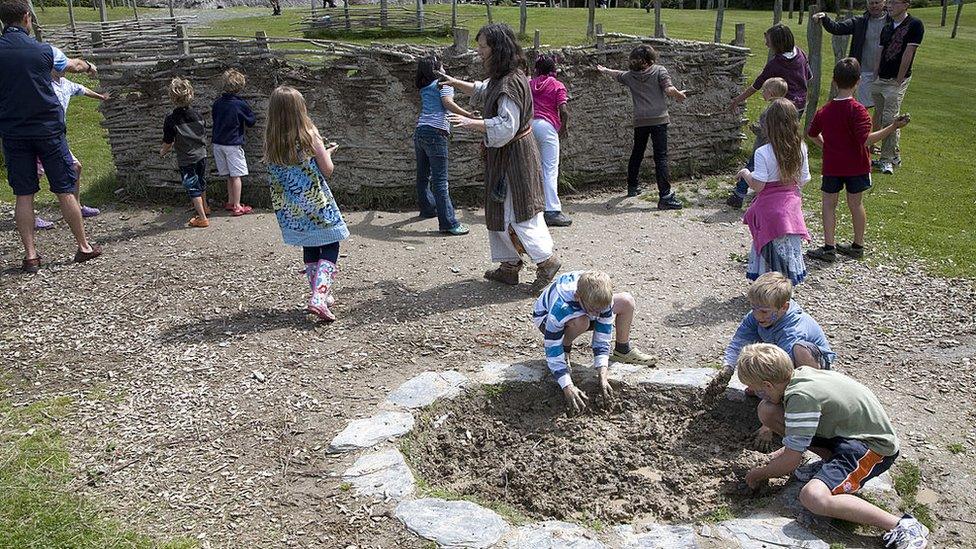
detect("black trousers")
[627,124,671,198]
[303,242,340,264]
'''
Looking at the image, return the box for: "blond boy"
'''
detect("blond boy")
[211,68,256,216]
[161,77,210,228]
[727,77,788,209]
[533,271,656,412]
[738,343,929,548]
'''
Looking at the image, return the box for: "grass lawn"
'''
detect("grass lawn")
[10,4,975,277]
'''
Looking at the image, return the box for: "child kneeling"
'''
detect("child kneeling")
[738,344,929,549]
[533,271,656,412]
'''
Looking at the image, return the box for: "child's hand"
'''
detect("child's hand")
[325,142,339,153]
[436,68,454,84]
[736,168,750,181]
[894,113,911,128]
[596,64,608,74]
[562,384,589,414]
[598,368,614,401]
[745,466,766,489]
[447,113,480,130]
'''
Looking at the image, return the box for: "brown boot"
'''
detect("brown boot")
[484,260,523,285]
[531,255,562,291]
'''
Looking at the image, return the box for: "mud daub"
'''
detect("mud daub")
[402,382,766,524]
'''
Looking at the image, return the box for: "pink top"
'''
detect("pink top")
[743,182,810,252]
[530,75,568,132]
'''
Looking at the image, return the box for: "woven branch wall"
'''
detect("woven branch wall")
[93,34,748,207]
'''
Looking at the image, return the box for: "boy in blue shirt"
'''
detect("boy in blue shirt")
[533,271,656,413]
[211,68,256,216]
[1,0,102,273]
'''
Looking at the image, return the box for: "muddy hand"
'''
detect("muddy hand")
[752,425,778,453]
[563,384,589,414]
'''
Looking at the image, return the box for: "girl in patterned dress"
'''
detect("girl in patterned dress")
[264,86,349,321]
[738,98,811,285]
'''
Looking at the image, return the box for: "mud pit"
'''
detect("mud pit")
[403,381,769,526]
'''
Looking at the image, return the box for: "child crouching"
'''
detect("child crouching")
[264,86,348,321]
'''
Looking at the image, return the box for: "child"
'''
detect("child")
[724,272,834,370]
[726,77,787,210]
[413,55,471,236]
[212,68,256,216]
[738,98,811,286]
[264,86,349,321]
[730,24,813,117]
[533,271,656,413]
[596,45,686,209]
[34,70,110,228]
[161,77,210,228]
[738,344,929,548]
[806,58,910,262]
[530,54,572,228]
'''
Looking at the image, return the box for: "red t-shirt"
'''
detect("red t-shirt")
[808,97,872,177]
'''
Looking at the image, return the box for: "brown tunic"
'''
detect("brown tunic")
[482,70,545,232]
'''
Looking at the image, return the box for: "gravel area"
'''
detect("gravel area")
[1,191,974,547]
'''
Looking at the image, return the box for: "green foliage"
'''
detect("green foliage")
[893,461,922,500]
[703,505,735,522]
[947,442,966,454]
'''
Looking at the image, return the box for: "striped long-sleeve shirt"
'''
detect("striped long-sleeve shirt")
[532,272,614,389]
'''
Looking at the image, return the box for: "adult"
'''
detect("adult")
[0,0,102,273]
[529,54,572,228]
[871,0,923,175]
[440,23,561,290]
[813,0,889,110]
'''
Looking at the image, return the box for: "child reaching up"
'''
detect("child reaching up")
[726,77,787,210]
[161,77,210,228]
[738,98,811,286]
[211,68,257,216]
[264,86,349,322]
[597,45,686,209]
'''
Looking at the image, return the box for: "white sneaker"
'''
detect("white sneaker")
[881,161,894,175]
[883,514,929,549]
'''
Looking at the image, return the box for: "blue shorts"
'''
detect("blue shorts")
[2,136,78,196]
[822,174,872,194]
[180,159,208,199]
[810,436,898,495]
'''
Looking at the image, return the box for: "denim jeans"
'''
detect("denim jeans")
[734,156,756,198]
[414,125,460,231]
[627,124,671,198]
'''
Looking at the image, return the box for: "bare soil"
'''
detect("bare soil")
[1,189,974,548]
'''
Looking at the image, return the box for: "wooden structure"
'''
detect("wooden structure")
[298,6,455,37]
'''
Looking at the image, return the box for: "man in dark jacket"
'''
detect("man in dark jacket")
[813,0,888,108]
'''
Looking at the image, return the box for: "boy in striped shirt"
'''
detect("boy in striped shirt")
[533,271,656,412]
[738,344,929,549]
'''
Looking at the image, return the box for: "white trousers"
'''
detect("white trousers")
[531,118,561,213]
[488,185,554,265]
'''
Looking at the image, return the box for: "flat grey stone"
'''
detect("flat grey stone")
[395,498,511,548]
[615,523,698,548]
[328,411,415,453]
[716,514,829,549]
[608,364,720,390]
[861,471,895,494]
[386,370,469,409]
[476,361,547,384]
[505,520,605,548]
[724,370,749,401]
[341,448,415,500]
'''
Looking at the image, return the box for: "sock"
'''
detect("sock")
[615,341,631,355]
[852,243,864,249]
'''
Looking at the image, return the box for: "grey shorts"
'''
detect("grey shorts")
[793,341,831,370]
[212,144,249,177]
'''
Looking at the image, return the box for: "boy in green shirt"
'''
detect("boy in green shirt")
[737,343,929,549]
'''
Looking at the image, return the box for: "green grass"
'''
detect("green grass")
[947,442,966,454]
[703,504,735,522]
[0,396,195,548]
[892,460,937,531]
[17,4,976,277]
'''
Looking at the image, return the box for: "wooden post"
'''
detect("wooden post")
[26,0,42,41]
[695,0,700,9]
[256,30,269,51]
[38,0,44,13]
[798,0,804,24]
[587,0,595,39]
[940,0,948,26]
[773,0,782,24]
[595,22,604,48]
[98,0,107,22]
[788,0,793,19]
[519,0,527,36]
[416,0,424,32]
[168,0,173,19]
[734,22,745,45]
[951,0,963,38]
[381,0,389,27]
[485,0,492,25]
[714,0,724,42]
[176,24,190,55]
[654,0,662,37]
[90,30,102,50]
[343,0,350,30]
[804,4,822,131]
[132,0,138,21]
[533,29,540,50]
[453,26,469,51]
[67,0,76,32]
[450,0,456,28]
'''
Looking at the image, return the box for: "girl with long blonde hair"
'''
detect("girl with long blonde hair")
[264,86,348,321]
[738,98,811,285]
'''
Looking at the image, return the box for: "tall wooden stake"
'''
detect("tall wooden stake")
[98,0,107,22]
[167,0,173,18]
[67,0,76,32]
[805,4,822,131]
[519,0,527,35]
[450,0,456,28]
[485,0,492,24]
[416,0,424,32]
[940,0,947,26]
[798,0,804,24]
[381,0,389,27]
[773,0,782,24]
[788,0,793,19]
[734,22,745,45]
[714,0,724,42]
[132,0,138,21]
[951,0,962,38]
[587,0,595,39]
[533,29,540,49]
[654,0,663,37]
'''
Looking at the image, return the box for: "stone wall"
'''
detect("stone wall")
[94,34,747,207]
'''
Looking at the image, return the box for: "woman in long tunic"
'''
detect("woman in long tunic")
[440,23,561,290]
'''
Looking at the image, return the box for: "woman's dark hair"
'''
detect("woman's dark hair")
[476,23,526,80]
[415,55,441,90]
[534,54,558,77]
[628,44,658,72]
[765,24,795,55]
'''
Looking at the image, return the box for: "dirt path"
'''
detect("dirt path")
[1,192,973,547]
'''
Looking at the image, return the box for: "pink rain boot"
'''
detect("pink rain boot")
[305,262,335,307]
[307,260,338,321]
